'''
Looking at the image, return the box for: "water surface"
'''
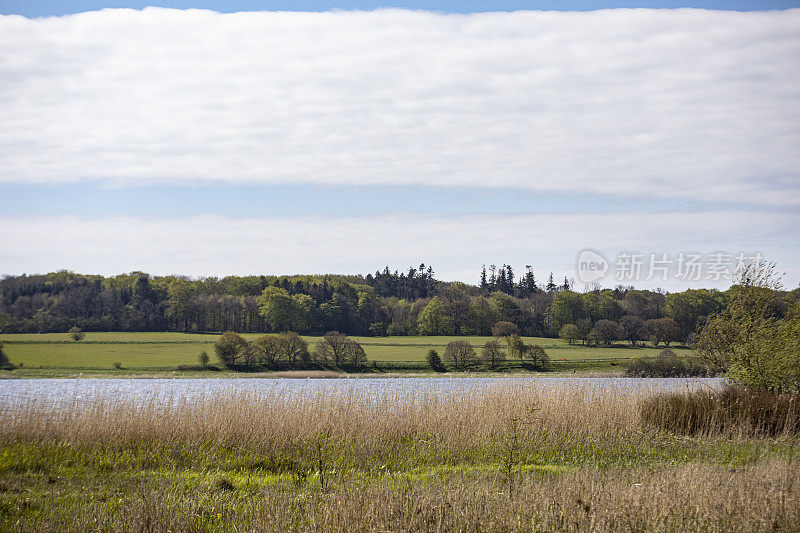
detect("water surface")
[0,377,725,408]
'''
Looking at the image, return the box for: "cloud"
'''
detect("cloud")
[1,210,798,289]
[0,8,799,205]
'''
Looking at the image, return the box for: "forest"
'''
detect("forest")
[1,264,798,346]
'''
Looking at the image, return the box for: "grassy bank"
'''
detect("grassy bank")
[0,332,674,377]
[0,383,798,531]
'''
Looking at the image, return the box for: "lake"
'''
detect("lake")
[0,376,725,408]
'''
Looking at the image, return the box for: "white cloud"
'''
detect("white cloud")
[0,8,799,205]
[1,210,798,290]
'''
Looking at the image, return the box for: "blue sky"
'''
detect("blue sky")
[2,1,799,16]
[1,5,798,288]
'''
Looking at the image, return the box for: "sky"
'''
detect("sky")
[1,2,799,290]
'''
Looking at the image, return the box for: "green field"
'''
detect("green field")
[0,332,684,376]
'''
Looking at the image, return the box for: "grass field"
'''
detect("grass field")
[0,332,683,376]
[0,383,797,531]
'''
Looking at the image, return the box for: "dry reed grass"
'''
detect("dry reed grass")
[2,382,799,532]
[641,386,800,437]
[0,383,645,455]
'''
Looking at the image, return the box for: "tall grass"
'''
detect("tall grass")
[1,383,799,531]
[641,385,800,437]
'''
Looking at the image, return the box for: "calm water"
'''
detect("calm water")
[0,377,725,408]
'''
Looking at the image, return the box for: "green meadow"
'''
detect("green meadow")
[0,332,677,376]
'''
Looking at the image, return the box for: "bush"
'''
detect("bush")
[113,361,123,369]
[641,386,800,437]
[625,349,712,378]
[0,344,13,369]
[69,326,85,341]
[175,364,220,371]
[426,349,445,372]
[198,351,210,367]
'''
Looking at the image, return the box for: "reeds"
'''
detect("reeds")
[641,385,800,437]
[2,382,799,531]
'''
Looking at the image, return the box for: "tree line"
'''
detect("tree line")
[2,267,798,347]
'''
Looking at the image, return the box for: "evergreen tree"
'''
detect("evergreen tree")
[546,273,557,293]
[505,265,514,294]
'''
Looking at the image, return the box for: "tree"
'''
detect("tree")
[576,318,593,346]
[506,333,526,361]
[314,331,366,367]
[258,287,296,332]
[0,344,12,369]
[698,261,800,390]
[525,344,550,371]
[417,296,455,335]
[426,349,444,372]
[252,335,283,366]
[665,289,725,339]
[546,273,557,293]
[214,331,249,368]
[68,326,85,341]
[558,324,580,345]
[592,319,623,346]
[291,293,316,333]
[279,331,310,365]
[548,291,583,334]
[492,321,519,338]
[481,339,505,369]
[198,350,210,368]
[444,340,476,369]
[619,315,645,346]
[646,318,681,347]
[165,279,194,331]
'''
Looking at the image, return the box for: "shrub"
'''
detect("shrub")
[113,362,123,369]
[0,344,13,369]
[641,386,800,437]
[625,349,712,378]
[426,349,444,372]
[68,326,85,342]
[198,351,210,367]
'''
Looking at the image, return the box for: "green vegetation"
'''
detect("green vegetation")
[0,332,665,377]
[0,344,12,370]
[67,326,84,342]
[698,262,800,392]
[0,384,797,531]
[626,348,713,378]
